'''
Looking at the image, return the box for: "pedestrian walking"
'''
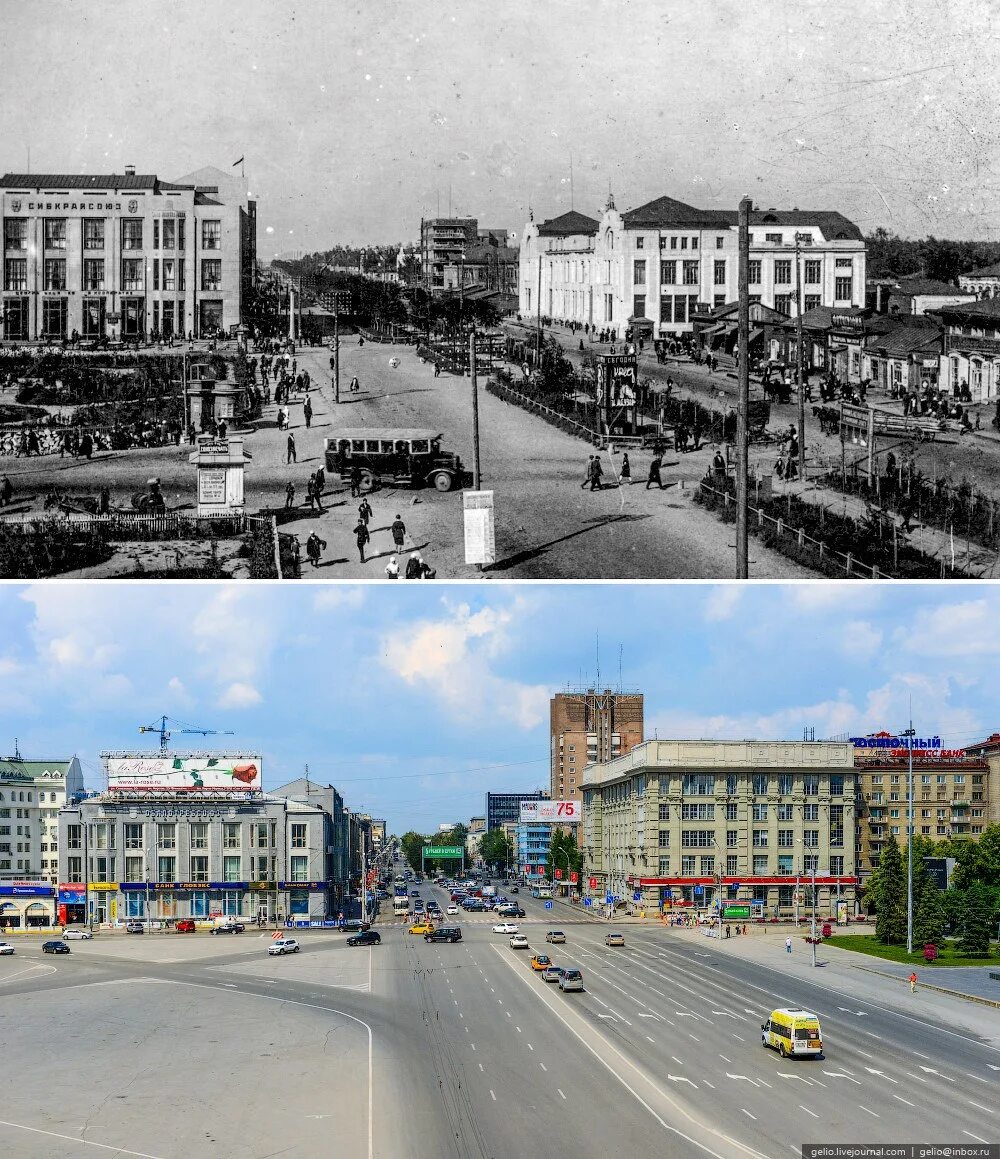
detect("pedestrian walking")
[405,551,424,579]
[580,455,595,489]
[620,452,631,484]
[305,531,326,568]
[712,449,727,482]
[285,481,295,509]
[646,454,664,489]
[908,971,918,993]
[98,486,110,515]
[785,937,792,954]
[350,464,363,498]
[354,518,371,562]
[0,475,12,507]
[303,397,313,428]
[391,514,407,551]
[384,554,400,579]
[358,496,373,527]
[350,375,360,394]
[286,433,297,464]
[588,455,603,491]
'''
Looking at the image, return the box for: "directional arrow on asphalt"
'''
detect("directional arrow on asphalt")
[637,1013,661,1019]
[777,1072,814,1084]
[668,1075,698,1087]
[919,1066,955,1082]
[726,1073,762,1087]
[837,1007,868,1015]
[675,1012,695,1017]
[989,1065,1000,1072]
[864,1068,898,1084]
[823,1071,863,1084]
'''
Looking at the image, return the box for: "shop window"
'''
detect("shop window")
[4,259,27,291]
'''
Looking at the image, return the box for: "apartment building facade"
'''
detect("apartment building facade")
[581,739,858,917]
[550,688,644,805]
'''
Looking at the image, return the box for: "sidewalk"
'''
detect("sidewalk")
[509,322,995,575]
[664,924,1000,1035]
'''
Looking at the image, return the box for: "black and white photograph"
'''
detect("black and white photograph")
[1,4,999,1159]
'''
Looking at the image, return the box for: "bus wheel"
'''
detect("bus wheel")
[359,470,375,493]
[432,471,453,492]
[778,1041,786,1058]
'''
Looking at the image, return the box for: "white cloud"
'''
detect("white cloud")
[313,587,366,612]
[381,600,548,729]
[842,620,883,659]
[703,586,742,622]
[218,681,262,708]
[894,599,1000,658]
[788,585,882,613]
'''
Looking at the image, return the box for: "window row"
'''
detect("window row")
[5,257,220,292]
[4,218,220,252]
[68,853,311,884]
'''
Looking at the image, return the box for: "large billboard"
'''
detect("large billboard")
[519,800,580,823]
[106,756,262,794]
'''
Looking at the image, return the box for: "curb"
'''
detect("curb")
[850,962,1000,1009]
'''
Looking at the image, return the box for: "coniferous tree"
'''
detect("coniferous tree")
[873,837,907,945]
[958,880,993,957]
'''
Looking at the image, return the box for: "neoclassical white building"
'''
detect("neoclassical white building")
[519,194,866,338]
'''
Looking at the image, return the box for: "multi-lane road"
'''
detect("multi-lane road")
[1,885,997,1158]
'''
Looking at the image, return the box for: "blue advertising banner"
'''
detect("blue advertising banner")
[0,885,53,896]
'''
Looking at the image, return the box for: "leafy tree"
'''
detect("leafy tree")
[479,827,513,872]
[872,837,907,945]
[911,859,946,946]
[549,829,583,889]
[958,880,994,957]
[398,830,427,875]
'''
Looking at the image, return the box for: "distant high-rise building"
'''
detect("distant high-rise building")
[550,688,644,804]
[486,790,547,834]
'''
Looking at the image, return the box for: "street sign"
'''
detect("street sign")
[584,898,592,907]
[569,871,579,884]
[544,901,553,909]
[463,491,496,566]
[605,893,614,905]
[694,885,703,895]
[731,882,741,890]
[633,891,642,902]
[423,846,463,857]
[588,877,598,890]
[554,869,563,880]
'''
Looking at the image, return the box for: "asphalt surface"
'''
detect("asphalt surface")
[3,338,809,579]
[2,888,997,1158]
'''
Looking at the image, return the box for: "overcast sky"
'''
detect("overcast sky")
[3,0,999,252]
[1,582,997,836]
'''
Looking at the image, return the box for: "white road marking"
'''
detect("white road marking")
[858,1106,879,1117]
[968,1101,994,1114]
[490,1090,496,1101]
[527,1044,534,1051]
[965,1132,991,1144]
[667,1075,697,1088]
[823,1071,862,1085]
[799,1106,819,1118]
[719,1054,731,1063]
[0,1120,169,1158]
[702,1080,715,1089]
[741,1109,756,1120]
[967,1073,990,1084]
[645,1036,655,1043]
[539,1062,547,1071]
[688,1035,700,1042]
[731,1034,745,1042]
[726,1074,761,1087]
[893,1095,915,1107]
[864,1067,897,1083]
[904,1072,929,1083]
[557,1089,566,1100]
[516,1026,521,1033]
[470,1044,476,1051]
[777,1073,813,1085]
[671,1056,683,1065]
[919,1066,955,1082]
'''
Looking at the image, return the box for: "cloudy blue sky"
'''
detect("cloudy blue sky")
[0,582,998,836]
[3,0,999,250]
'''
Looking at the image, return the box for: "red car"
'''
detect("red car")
[175,919,197,933]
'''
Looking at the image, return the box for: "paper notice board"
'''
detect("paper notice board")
[463,490,495,565]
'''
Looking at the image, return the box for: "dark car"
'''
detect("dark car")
[510,887,519,894]
[346,930,382,947]
[424,927,462,943]
[210,923,246,935]
[42,940,70,954]
[339,919,372,932]
[125,921,145,934]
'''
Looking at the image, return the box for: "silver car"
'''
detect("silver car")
[62,929,93,941]
[559,968,584,992]
[0,941,14,955]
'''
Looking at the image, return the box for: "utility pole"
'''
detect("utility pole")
[795,233,808,481]
[904,714,916,954]
[810,864,818,968]
[470,330,481,490]
[736,197,751,578]
[361,837,368,925]
[535,255,542,368]
[334,313,340,405]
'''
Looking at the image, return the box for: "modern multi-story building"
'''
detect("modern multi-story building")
[550,688,644,805]
[0,753,85,929]
[57,751,332,927]
[419,217,479,289]
[853,731,997,885]
[485,790,548,834]
[1,164,256,341]
[581,738,858,918]
[515,821,552,879]
[271,777,353,908]
[519,194,866,337]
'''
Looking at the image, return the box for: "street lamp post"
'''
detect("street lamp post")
[904,719,916,954]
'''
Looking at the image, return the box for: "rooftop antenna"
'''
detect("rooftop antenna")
[618,644,623,693]
[596,631,601,690]
[570,152,574,211]
[12,738,21,761]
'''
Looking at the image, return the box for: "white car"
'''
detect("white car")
[493,922,519,934]
[62,929,93,940]
[0,941,14,955]
[268,938,300,956]
[446,904,459,915]
[509,933,529,949]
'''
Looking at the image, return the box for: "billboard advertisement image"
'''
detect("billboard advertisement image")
[519,800,581,823]
[107,755,262,793]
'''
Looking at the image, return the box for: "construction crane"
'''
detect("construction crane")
[138,715,234,754]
